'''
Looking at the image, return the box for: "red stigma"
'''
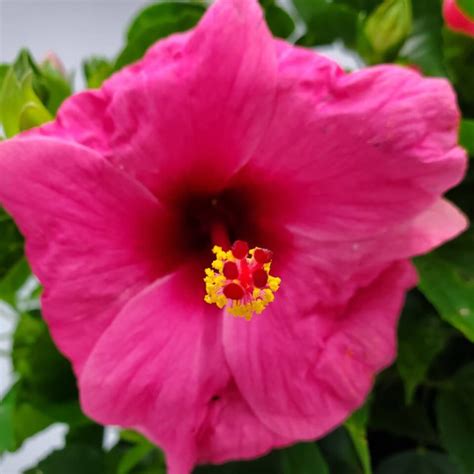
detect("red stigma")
[224,282,245,300]
[252,268,268,288]
[232,240,249,259]
[223,261,239,280]
[254,248,273,264]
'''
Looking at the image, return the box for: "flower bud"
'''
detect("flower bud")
[443,0,474,37]
[362,0,412,63]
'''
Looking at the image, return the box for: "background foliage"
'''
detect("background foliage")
[1,0,474,473]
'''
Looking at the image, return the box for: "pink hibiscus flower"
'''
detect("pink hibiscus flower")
[0,0,468,472]
[443,0,474,37]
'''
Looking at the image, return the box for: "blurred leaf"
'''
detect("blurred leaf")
[118,442,156,474]
[376,450,459,474]
[83,56,114,88]
[444,29,474,111]
[345,405,372,474]
[460,119,474,156]
[397,292,450,403]
[458,0,474,18]
[334,0,381,10]
[280,442,329,474]
[0,208,23,280]
[0,257,30,308]
[361,0,412,63]
[319,427,362,474]
[25,444,105,474]
[115,2,206,70]
[369,378,438,444]
[436,363,474,474]
[397,0,446,76]
[13,312,78,403]
[263,3,295,39]
[194,451,281,474]
[415,231,474,342]
[294,0,359,47]
[0,385,17,453]
[0,52,53,137]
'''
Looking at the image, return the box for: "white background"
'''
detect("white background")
[0,1,357,472]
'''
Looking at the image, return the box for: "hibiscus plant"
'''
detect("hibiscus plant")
[0,0,474,473]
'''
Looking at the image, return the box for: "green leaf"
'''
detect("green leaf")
[443,29,474,111]
[397,0,446,76]
[0,258,30,308]
[280,442,329,474]
[115,2,206,70]
[369,376,438,444]
[25,444,105,474]
[117,442,156,474]
[83,56,114,89]
[436,363,474,474]
[376,450,459,474]
[0,385,17,453]
[361,0,412,63]
[294,1,359,47]
[397,292,450,403]
[262,3,295,39]
[458,0,474,18]
[460,119,474,156]
[319,427,362,474]
[13,312,78,403]
[345,405,372,474]
[0,208,23,280]
[415,231,474,342]
[194,451,281,474]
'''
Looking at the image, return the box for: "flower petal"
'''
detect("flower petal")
[244,45,467,240]
[223,261,417,439]
[0,137,173,374]
[79,264,288,472]
[28,0,277,201]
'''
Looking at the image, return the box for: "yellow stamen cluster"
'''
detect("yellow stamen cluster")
[204,245,281,321]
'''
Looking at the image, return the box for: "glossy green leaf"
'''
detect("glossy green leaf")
[345,405,372,474]
[460,119,474,156]
[25,444,105,474]
[280,442,329,474]
[115,2,205,70]
[458,0,474,18]
[415,231,474,342]
[195,451,281,474]
[397,292,450,403]
[436,363,474,474]
[83,56,114,89]
[0,208,23,280]
[376,450,459,474]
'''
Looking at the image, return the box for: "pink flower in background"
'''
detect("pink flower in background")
[443,0,474,37]
[0,0,468,472]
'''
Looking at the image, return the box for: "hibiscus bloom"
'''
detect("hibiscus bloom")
[0,0,467,472]
[443,0,474,37]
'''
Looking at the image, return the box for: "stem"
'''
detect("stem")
[210,221,231,250]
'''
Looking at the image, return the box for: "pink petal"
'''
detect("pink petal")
[28,0,277,201]
[241,45,467,240]
[224,261,417,439]
[286,198,467,289]
[0,137,173,374]
[80,264,289,472]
